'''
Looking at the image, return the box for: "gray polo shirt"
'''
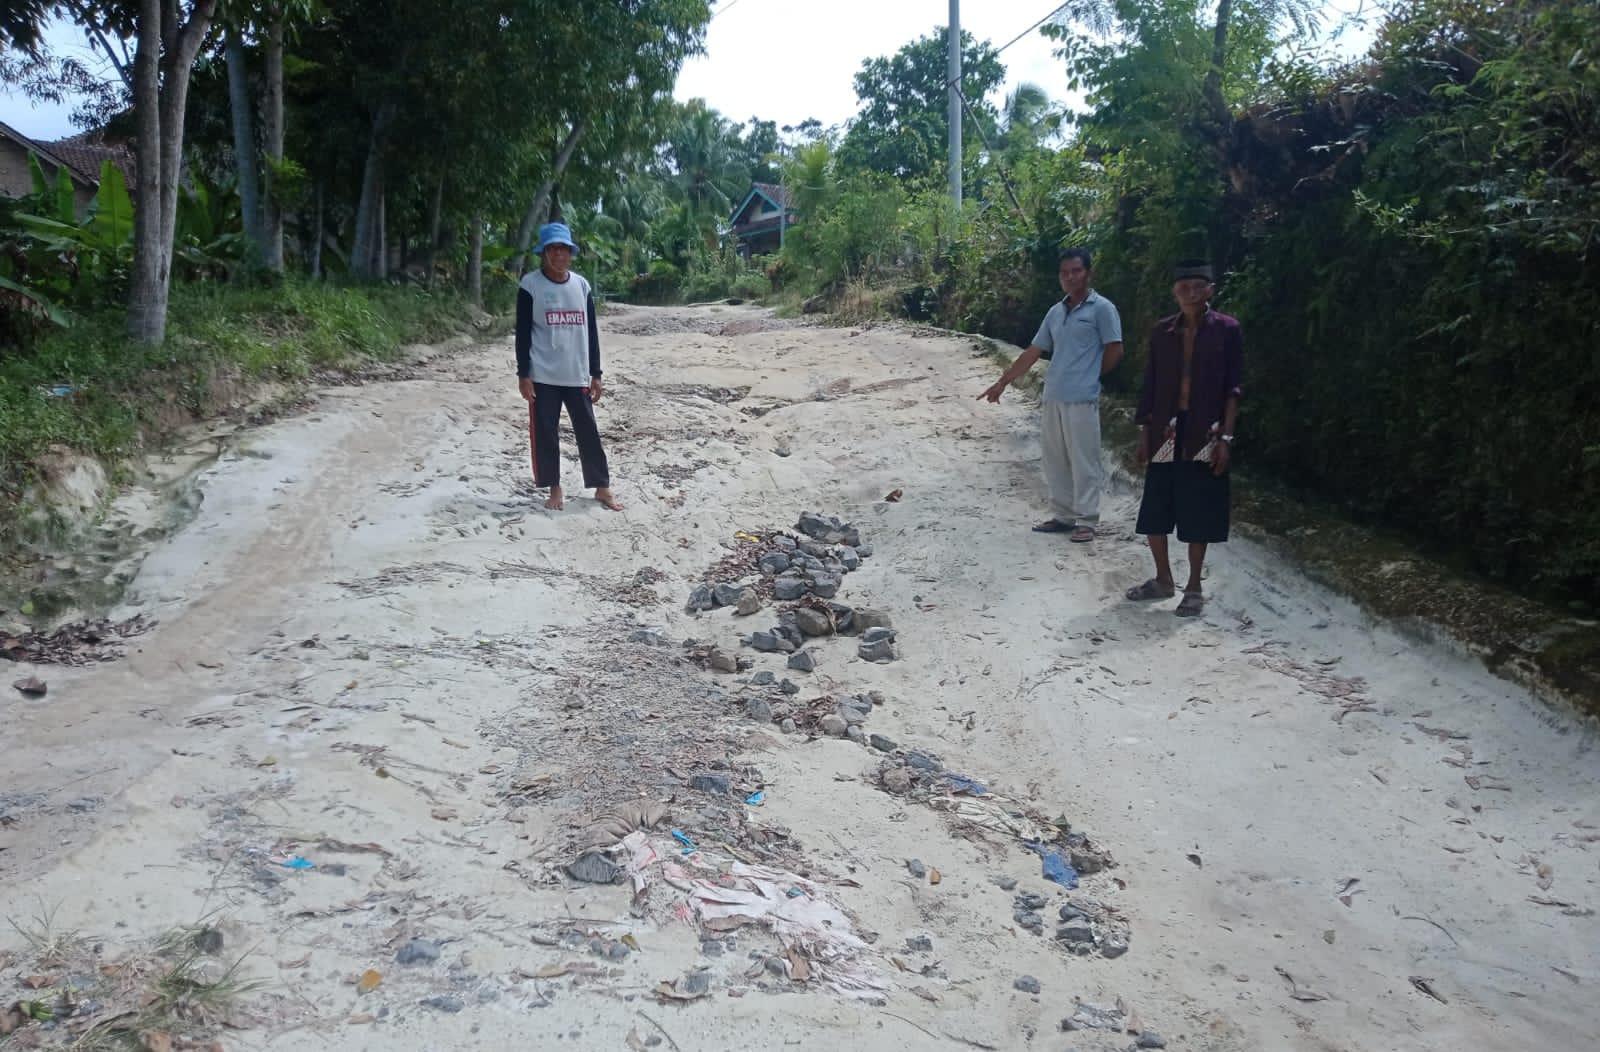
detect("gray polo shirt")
[1032,290,1122,403]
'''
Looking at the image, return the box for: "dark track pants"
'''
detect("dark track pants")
[529,383,610,489]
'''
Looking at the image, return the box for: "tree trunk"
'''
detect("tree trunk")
[376,190,388,281]
[1203,0,1233,127]
[309,177,323,278]
[225,28,262,266]
[512,118,588,273]
[351,126,385,280]
[467,213,483,309]
[261,14,285,272]
[425,173,444,287]
[127,0,218,345]
[548,184,563,224]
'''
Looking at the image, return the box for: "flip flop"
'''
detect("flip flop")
[1069,525,1096,543]
[1125,578,1175,601]
[1031,519,1074,533]
[1175,591,1205,617]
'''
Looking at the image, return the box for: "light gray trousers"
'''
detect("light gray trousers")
[1040,399,1104,524]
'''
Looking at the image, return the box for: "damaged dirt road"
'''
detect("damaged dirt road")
[1,303,1596,1052]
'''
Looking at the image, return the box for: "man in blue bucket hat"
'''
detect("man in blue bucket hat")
[516,222,623,511]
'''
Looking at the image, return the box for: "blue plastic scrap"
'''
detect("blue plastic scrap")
[278,856,316,870]
[670,829,697,855]
[1024,841,1079,889]
[745,791,765,806]
[943,773,989,796]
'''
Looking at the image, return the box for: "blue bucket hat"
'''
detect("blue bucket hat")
[535,222,578,255]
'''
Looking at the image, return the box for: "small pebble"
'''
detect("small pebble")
[1137,1032,1168,1049]
[906,859,927,878]
[1014,975,1041,995]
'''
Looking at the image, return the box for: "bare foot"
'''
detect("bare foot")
[544,486,565,511]
[595,487,624,511]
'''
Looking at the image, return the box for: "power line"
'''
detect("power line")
[994,2,1072,57]
[710,0,749,22]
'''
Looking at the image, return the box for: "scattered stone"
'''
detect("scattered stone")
[868,690,887,706]
[686,586,715,613]
[780,718,798,734]
[748,631,784,653]
[1014,975,1041,995]
[774,622,804,646]
[736,655,756,671]
[758,552,790,574]
[837,697,871,725]
[1015,893,1047,911]
[820,714,848,737]
[854,609,893,632]
[779,679,799,695]
[628,628,667,646]
[787,650,816,673]
[905,935,934,953]
[746,697,774,724]
[1137,1032,1167,1049]
[1063,1001,1125,1032]
[828,603,856,633]
[793,608,832,637]
[881,767,913,794]
[396,938,442,965]
[993,875,1019,891]
[773,535,797,551]
[565,854,622,885]
[421,995,464,1013]
[858,638,897,662]
[862,626,896,643]
[810,575,840,599]
[764,957,787,977]
[774,577,807,601]
[67,796,101,814]
[735,590,762,616]
[855,544,874,558]
[839,548,861,571]
[193,928,225,955]
[12,676,47,697]
[607,941,631,961]
[905,750,940,772]
[752,671,777,686]
[689,772,732,795]
[712,583,744,607]
[1014,911,1045,933]
[907,859,928,878]
[869,734,897,753]
[709,649,738,673]
[701,940,724,957]
[846,725,865,743]
[1101,934,1130,959]
[1056,924,1096,950]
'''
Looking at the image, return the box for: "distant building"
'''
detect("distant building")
[727,182,795,259]
[0,121,137,217]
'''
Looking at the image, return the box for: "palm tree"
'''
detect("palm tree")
[666,101,751,243]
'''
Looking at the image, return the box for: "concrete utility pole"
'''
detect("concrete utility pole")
[948,0,962,208]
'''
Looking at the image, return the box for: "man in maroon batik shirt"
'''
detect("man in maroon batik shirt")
[1126,260,1243,617]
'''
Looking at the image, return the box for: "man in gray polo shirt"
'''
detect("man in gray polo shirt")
[980,248,1123,541]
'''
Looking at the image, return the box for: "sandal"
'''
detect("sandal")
[1031,519,1074,533]
[1125,578,1176,601]
[1175,590,1205,618]
[1069,524,1096,543]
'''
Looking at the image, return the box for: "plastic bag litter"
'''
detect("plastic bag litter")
[928,796,1054,843]
[943,773,989,795]
[1025,841,1080,888]
[578,800,669,848]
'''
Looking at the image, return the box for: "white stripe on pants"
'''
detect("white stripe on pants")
[1040,399,1103,524]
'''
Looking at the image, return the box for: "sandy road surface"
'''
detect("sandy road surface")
[1,304,1595,1052]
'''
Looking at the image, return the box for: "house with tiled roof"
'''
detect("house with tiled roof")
[0,121,137,217]
[728,182,795,259]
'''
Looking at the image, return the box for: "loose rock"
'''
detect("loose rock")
[774,577,806,601]
[745,697,774,724]
[1014,975,1041,995]
[689,772,732,795]
[565,854,622,885]
[819,714,849,737]
[396,939,442,965]
[810,575,840,599]
[869,734,897,752]
[905,935,934,953]
[752,671,777,686]
[846,725,865,743]
[780,718,798,734]
[787,650,816,673]
[795,608,833,637]
[735,590,762,616]
[629,628,667,646]
[1137,1032,1168,1049]
[758,552,790,574]
[779,679,799,695]
[712,583,743,607]
[1101,934,1131,959]
[837,697,872,725]
[421,995,464,1013]
[709,649,738,673]
[685,586,715,613]
[839,548,861,571]
[858,638,897,662]
[907,859,928,878]
[854,609,894,632]
[748,631,784,653]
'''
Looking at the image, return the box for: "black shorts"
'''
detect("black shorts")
[1136,462,1230,543]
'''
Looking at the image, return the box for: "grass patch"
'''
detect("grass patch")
[0,279,480,533]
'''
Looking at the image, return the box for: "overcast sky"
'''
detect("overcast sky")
[2,1,1376,143]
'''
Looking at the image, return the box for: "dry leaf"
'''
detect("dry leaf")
[910,985,940,1003]
[891,957,911,972]
[885,489,903,502]
[929,868,942,885]
[653,979,710,1002]
[1536,863,1554,890]
[1465,775,1511,791]
[348,1014,376,1025]
[357,969,382,994]
[279,957,310,969]
[430,807,457,822]
[22,975,53,990]
[258,755,278,767]
[626,1029,647,1052]
[785,947,812,982]
[621,934,641,952]
[533,963,571,979]
[140,1032,174,1052]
